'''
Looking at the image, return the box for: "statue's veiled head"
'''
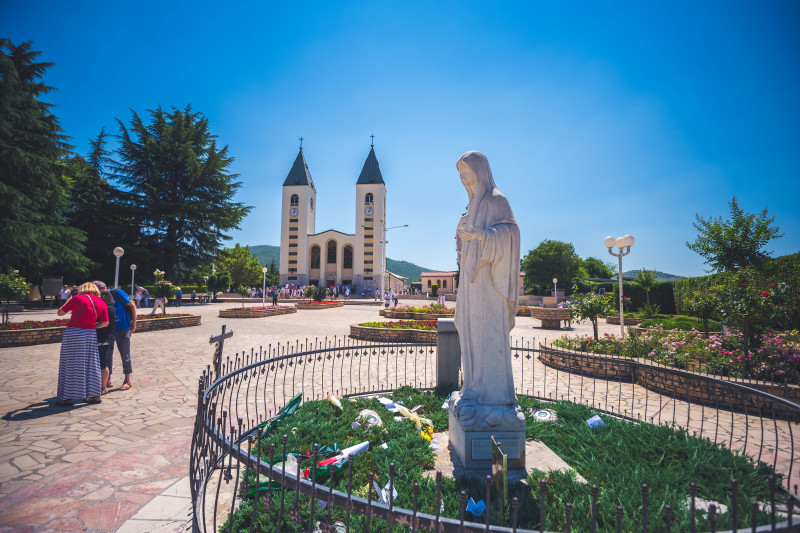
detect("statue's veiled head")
[457,151,497,199]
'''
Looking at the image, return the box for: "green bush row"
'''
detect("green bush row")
[640,315,722,332]
[672,252,800,329]
[611,281,676,315]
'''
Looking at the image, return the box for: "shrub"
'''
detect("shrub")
[431,283,438,297]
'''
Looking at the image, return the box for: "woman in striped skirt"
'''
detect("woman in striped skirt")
[55,282,109,406]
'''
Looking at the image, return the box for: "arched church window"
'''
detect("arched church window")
[343,246,353,269]
[365,193,373,205]
[442,279,447,288]
[290,194,299,206]
[327,241,337,264]
[310,245,320,269]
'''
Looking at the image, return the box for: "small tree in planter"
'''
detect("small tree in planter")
[684,287,721,335]
[313,286,328,302]
[0,270,29,325]
[236,284,250,307]
[206,271,232,301]
[570,290,613,340]
[431,283,439,297]
[152,269,177,315]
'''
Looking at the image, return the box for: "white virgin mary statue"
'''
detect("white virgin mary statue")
[454,151,520,409]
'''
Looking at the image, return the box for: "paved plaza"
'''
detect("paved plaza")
[0,300,794,532]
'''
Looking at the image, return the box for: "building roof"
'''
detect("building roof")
[420,271,457,276]
[283,149,316,189]
[385,271,408,280]
[356,146,384,185]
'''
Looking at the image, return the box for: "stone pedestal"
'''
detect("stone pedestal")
[448,393,526,469]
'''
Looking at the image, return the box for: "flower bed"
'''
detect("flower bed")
[553,328,800,384]
[0,314,201,348]
[380,304,454,320]
[219,306,297,318]
[350,320,437,342]
[295,301,344,309]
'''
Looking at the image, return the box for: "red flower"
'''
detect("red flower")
[761,292,770,297]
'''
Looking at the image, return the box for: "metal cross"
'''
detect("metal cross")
[209,325,234,379]
[370,134,375,146]
[299,137,304,149]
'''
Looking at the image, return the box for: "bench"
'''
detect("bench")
[529,307,572,329]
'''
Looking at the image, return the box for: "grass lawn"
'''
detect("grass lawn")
[222,387,780,533]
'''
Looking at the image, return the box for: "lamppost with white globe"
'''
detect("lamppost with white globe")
[552,277,558,302]
[113,247,124,289]
[604,234,635,337]
[130,264,137,297]
[261,267,268,307]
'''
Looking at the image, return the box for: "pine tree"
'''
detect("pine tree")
[110,106,252,280]
[0,39,89,279]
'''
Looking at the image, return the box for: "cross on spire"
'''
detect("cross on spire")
[299,137,304,150]
[370,134,375,147]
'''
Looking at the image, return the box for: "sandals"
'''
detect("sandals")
[119,383,131,391]
[55,399,74,407]
[85,397,102,404]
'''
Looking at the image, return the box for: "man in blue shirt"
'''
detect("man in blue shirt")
[107,285,137,390]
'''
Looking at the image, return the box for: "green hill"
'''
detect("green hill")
[622,270,684,282]
[248,244,433,286]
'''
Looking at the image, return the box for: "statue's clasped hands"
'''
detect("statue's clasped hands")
[458,225,484,242]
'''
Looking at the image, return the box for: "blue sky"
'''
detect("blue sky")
[5,1,799,277]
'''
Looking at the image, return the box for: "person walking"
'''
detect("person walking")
[96,289,116,394]
[271,288,278,306]
[55,282,109,406]
[106,283,137,391]
[175,287,183,307]
[59,284,71,306]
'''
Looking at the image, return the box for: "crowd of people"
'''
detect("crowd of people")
[55,281,136,406]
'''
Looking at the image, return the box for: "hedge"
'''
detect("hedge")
[672,252,800,329]
[611,281,676,315]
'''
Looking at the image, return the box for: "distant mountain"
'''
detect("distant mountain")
[248,245,433,286]
[250,245,280,267]
[622,270,685,282]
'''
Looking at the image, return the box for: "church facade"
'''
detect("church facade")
[279,144,387,290]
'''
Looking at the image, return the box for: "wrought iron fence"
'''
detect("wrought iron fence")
[191,331,800,532]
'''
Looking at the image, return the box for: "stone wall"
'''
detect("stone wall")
[349,324,436,343]
[295,302,344,310]
[0,315,202,348]
[605,316,645,325]
[218,307,297,318]
[380,309,453,320]
[538,347,800,419]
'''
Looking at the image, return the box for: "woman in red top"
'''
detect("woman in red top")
[55,282,109,406]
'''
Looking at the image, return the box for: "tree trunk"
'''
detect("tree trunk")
[592,318,599,340]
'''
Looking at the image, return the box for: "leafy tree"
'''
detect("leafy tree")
[236,284,250,307]
[683,287,720,335]
[583,257,616,279]
[217,244,262,287]
[0,39,90,279]
[206,271,231,300]
[264,258,280,287]
[522,240,582,291]
[687,196,783,272]
[0,269,30,324]
[110,105,252,281]
[634,269,658,306]
[569,290,613,340]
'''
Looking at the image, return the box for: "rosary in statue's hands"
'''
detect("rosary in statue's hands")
[457,225,484,242]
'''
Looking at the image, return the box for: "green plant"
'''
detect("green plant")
[569,291,612,340]
[683,287,721,334]
[312,286,328,302]
[638,302,661,319]
[236,284,250,307]
[0,269,30,325]
[687,196,783,272]
[430,283,439,297]
[635,269,658,305]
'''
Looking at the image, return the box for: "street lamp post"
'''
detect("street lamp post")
[380,221,408,299]
[553,277,558,301]
[262,267,268,307]
[113,247,124,289]
[130,264,137,297]
[604,234,635,337]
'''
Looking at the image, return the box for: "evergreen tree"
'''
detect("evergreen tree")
[110,105,252,280]
[0,39,89,279]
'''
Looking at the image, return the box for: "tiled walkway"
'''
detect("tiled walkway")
[0,301,796,531]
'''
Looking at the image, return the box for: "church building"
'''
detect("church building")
[279,142,387,290]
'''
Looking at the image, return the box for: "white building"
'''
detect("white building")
[279,143,387,291]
